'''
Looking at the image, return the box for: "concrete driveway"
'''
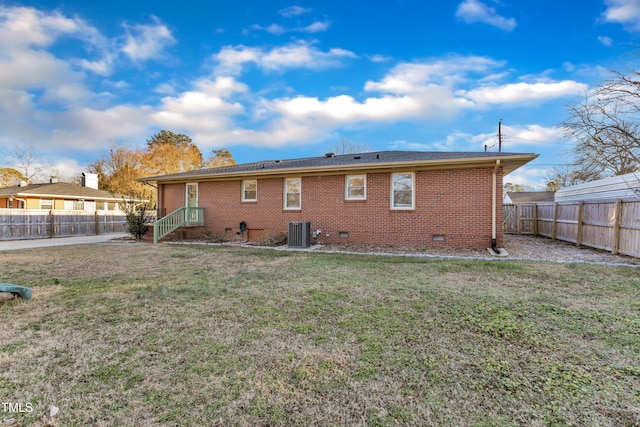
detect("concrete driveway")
[0,233,129,251]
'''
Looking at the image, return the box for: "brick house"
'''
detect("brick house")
[140,151,537,248]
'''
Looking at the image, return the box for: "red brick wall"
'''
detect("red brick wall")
[160,167,504,249]
[159,183,186,216]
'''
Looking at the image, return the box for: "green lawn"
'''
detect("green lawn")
[1,243,639,426]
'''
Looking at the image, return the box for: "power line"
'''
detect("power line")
[504,135,569,145]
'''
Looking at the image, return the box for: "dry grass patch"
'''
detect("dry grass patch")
[0,244,639,426]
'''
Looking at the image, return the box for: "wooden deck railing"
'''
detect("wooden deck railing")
[153,207,204,244]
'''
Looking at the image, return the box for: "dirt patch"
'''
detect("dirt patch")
[319,234,640,266]
[32,285,64,297]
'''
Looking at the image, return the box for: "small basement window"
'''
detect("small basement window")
[339,231,349,238]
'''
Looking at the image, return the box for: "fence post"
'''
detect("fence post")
[48,209,55,239]
[533,203,538,236]
[576,201,584,247]
[612,199,622,255]
[95,211,100,235]
[516,205,522,234]
[552,203,558,241]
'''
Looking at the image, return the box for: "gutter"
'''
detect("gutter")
[9,196,27,208]
[140,153,538,185]
[491,160,501,254]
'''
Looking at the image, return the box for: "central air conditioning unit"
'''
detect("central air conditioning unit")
[288,221,311,248]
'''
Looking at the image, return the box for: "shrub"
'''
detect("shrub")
[122,198,154,240]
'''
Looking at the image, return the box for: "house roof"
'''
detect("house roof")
[140,150,538,183]
[0,182,125,201]
[555,172,640,202]
[506,191,555,203]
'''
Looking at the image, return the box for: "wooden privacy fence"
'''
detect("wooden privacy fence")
[0,209,128,241]
[504,200,640,258]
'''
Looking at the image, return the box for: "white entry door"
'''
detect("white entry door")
[185,183,198,222]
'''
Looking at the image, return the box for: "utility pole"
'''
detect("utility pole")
[498,119,503,152]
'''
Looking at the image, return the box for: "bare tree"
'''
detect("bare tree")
[503,182,525,192]
[9,144,51,183]
[561,73,640,181]
[544,166,601,191]
[324,138,373,155]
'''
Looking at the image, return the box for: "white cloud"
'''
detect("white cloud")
[175,56,587,149]
[214,46,261,75]
[213,41,358,76]
[598,35,614,46]
[460,80,587,104]
[603,0,640,31]
[121,16,176,62]
[265,24,287,35]
[489,124,562,152]
[367,54,392,63]
[300,21,331,33]
[0,6,98,49]
[149,77,250,145]
[364,56,504,94]
[0,6,593,171]
[0,5,115,78]
[154,83,176,95]
[390,132,480,151]
[455,0,517,31]
[249,20,330,36]
[503,167,549,189]
[279,6,312,18]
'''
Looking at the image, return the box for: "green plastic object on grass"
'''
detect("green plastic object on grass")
[0,284,32,300]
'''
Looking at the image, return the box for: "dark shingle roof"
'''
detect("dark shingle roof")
[0,182,123,200]
[140,150,538,182]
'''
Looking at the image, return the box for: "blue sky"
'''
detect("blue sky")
[1,0,640,188]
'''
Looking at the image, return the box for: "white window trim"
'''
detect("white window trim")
[242,179,257,202]
[345,174,367,200]
[185,182,198,207]
[284,177,301,210]
[390,172,415,210]
[40,199,54,210]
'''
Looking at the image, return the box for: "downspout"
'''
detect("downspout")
[9,196,28,209]
[491,160,501,254]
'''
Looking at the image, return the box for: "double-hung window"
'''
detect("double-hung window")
[242,180,257,202]
[391,172,415,209]
[284,177,301,210]
[345,175,366,200]
[40,199,53,210]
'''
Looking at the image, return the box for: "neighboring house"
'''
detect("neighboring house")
[0,173,125,211]
[555,172,640,202]
[504,191,555,204]
[140,151,538,249]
